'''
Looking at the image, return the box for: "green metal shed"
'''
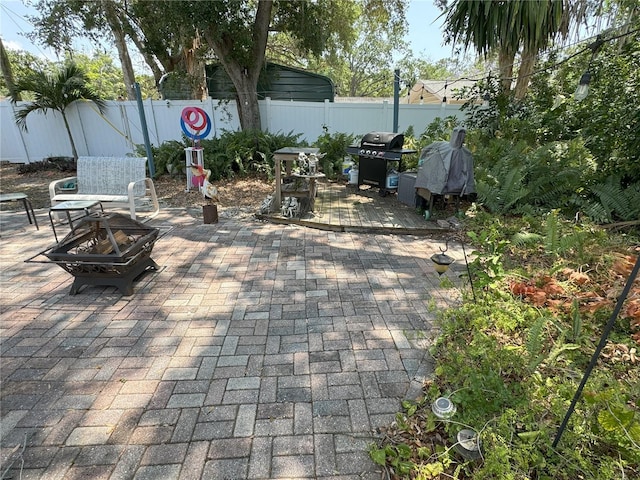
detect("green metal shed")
[206,62,335,102]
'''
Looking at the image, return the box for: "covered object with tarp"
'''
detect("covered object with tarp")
[414,127,475,208]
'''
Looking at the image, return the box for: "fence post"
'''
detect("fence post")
[133,83,155,177]
[264,97,271,132]
[324,99,330,130]
[393,68,400,133]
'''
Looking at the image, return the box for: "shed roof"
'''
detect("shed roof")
[206,62,335,102]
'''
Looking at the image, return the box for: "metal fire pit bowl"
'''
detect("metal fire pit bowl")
[39,212,159,295]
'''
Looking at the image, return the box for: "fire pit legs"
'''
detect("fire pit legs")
[68,257,159,295]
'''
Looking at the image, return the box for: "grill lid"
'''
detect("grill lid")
[360,132,404,150]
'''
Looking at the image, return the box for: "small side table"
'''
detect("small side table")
[0,192,39,229]
[49,200,103,242]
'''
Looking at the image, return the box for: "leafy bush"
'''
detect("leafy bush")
[454,32,639,223]
[137,129,304,181]
[312,126,356,180]
[473,137,597,217]
[138,140,186,178]
[582,176,640,223]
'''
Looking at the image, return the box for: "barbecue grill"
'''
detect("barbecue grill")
[35,212,159,295]
[345,132,417,195]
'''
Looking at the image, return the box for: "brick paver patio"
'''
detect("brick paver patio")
[0,206,464,479]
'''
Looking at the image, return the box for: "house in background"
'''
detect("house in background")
[406,79,477,105]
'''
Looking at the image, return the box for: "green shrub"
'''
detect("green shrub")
[137,129,304,181]
[312,126,356,180]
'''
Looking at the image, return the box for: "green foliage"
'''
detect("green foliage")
[374,209,639,479]
[455,25,639,223]
[526,314,548,370]
[472,136,598,218]
[71,52,128,100]
[419,115,463,146]
[303,1,408,98]
[9,61,106,160]
[521,139,596,212]
[511,231,543,247]
[369,443,415,476]
[585,176,640,223]
[0,48,52,100]
[477,164,529,214]
[136,140,186,178]
[139,129,305,180]
[465,216,513,291]
[313,127,356,180]
[543,210,561,254]
[567,39,640,182]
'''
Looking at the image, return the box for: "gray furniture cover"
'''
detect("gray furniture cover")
[414,127,475,196]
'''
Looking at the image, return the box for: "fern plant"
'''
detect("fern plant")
[521,139,596,213]
[587,176,640,222]
[476,164,529,214]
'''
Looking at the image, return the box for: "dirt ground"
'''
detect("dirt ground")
[0,161,274,213]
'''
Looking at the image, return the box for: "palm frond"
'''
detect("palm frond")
[11,61,106,132]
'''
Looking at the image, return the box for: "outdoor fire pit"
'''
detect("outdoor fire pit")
[40,212,159,295]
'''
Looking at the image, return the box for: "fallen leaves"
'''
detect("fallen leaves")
[508,255,640,346]
[602,343,638,364]
[509,275,567,308]
[612,254,638,277]
[569,271,590,285]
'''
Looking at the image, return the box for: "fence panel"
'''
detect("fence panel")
[1,102,77,162]
[0,98,463,164]
[261,98,328,141]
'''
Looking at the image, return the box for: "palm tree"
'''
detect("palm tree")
[9,62,106,160]
[443,0,590,98]
[0,38,21,101]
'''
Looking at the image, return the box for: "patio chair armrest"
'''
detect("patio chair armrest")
[126,177,160,221]
[49,176,78,201]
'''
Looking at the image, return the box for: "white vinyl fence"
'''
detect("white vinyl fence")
[0,98,463,164]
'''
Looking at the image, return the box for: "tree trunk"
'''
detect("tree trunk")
[0,38,20,101]
[513,46,537,100]
[234,74,262,131]
[203,0,272,131]
[104,3,137,100]
[112,28,137,100]
[113,32,136,99]
[60,110,79,160]
[128,34,164,85]
[184,34,207,100]
[498,47,515,92]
